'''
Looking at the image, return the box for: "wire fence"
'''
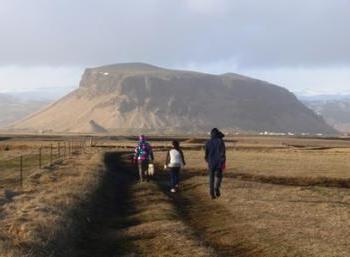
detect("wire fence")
[0,140,89,189]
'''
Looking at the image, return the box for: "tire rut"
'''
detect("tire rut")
[73,152,214,257]
[155,174,270,257]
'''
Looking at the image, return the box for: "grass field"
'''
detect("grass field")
[0,136,88,189]
[154,135,350,179]
[1,134,350,257]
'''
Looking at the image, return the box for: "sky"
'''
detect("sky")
[0,0,349,95]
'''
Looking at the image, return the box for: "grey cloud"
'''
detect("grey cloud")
[0,0,349,68]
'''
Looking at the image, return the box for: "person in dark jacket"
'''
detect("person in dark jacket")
[205,128,226,199]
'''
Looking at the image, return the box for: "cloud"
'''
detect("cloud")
[0,66,82,92]
[0,0,350,94]
[184,0,230,15]
[0,0,349,69]
[238,66,350,94]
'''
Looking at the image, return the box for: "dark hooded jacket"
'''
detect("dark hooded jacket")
[205,128,226,170]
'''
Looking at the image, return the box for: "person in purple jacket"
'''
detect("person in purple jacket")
[205,128,226,199]
[133,135,154,182]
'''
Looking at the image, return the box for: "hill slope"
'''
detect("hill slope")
[11,63,336,134]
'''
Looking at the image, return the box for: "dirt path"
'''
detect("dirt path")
[74,152,214,257]
[155,179,267,257]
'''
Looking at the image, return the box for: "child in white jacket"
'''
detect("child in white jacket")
[165,140,186,192]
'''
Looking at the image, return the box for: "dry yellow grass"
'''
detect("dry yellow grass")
[73,151,214,257]
[122,184,214,257]
[175,176,350,257]
[0,150,103,257]
[0,137,89,189]
[151,136,350,179]
[148,136,350,256]
[174,148,350,179]
[2,135,350,257]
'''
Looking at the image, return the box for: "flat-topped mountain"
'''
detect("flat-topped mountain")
[11,63,336,134]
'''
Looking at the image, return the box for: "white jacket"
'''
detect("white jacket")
[167,149,185,168]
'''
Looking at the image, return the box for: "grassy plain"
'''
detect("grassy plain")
[1,134,350,257]
[0,152,102,257]
[0,136,88,189]
[151,135,350,256]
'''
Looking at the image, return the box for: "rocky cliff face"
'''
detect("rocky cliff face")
[11,63,336,134]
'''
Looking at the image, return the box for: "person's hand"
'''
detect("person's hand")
[221,161,226,171]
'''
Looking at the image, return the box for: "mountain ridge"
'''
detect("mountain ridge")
[10,63,336,134]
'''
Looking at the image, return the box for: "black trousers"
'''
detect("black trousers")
[208,168,223,197]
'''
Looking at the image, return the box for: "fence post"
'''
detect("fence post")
[58,142,61,159]
[20,155,23,187]
[39,147,42,169]
[63,142,66,159]
[50,144,53,166]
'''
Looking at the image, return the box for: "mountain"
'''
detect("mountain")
[0,94,51,128]
[10,63,336,134]
[303,98,350,133]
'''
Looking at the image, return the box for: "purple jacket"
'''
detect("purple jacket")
[134,140,154,161]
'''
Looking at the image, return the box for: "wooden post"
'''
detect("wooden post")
[58,142,61,159]
[20,156,23,187]
[50,144,53,165]
[39,147,42,169]
[63,142,66,159]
